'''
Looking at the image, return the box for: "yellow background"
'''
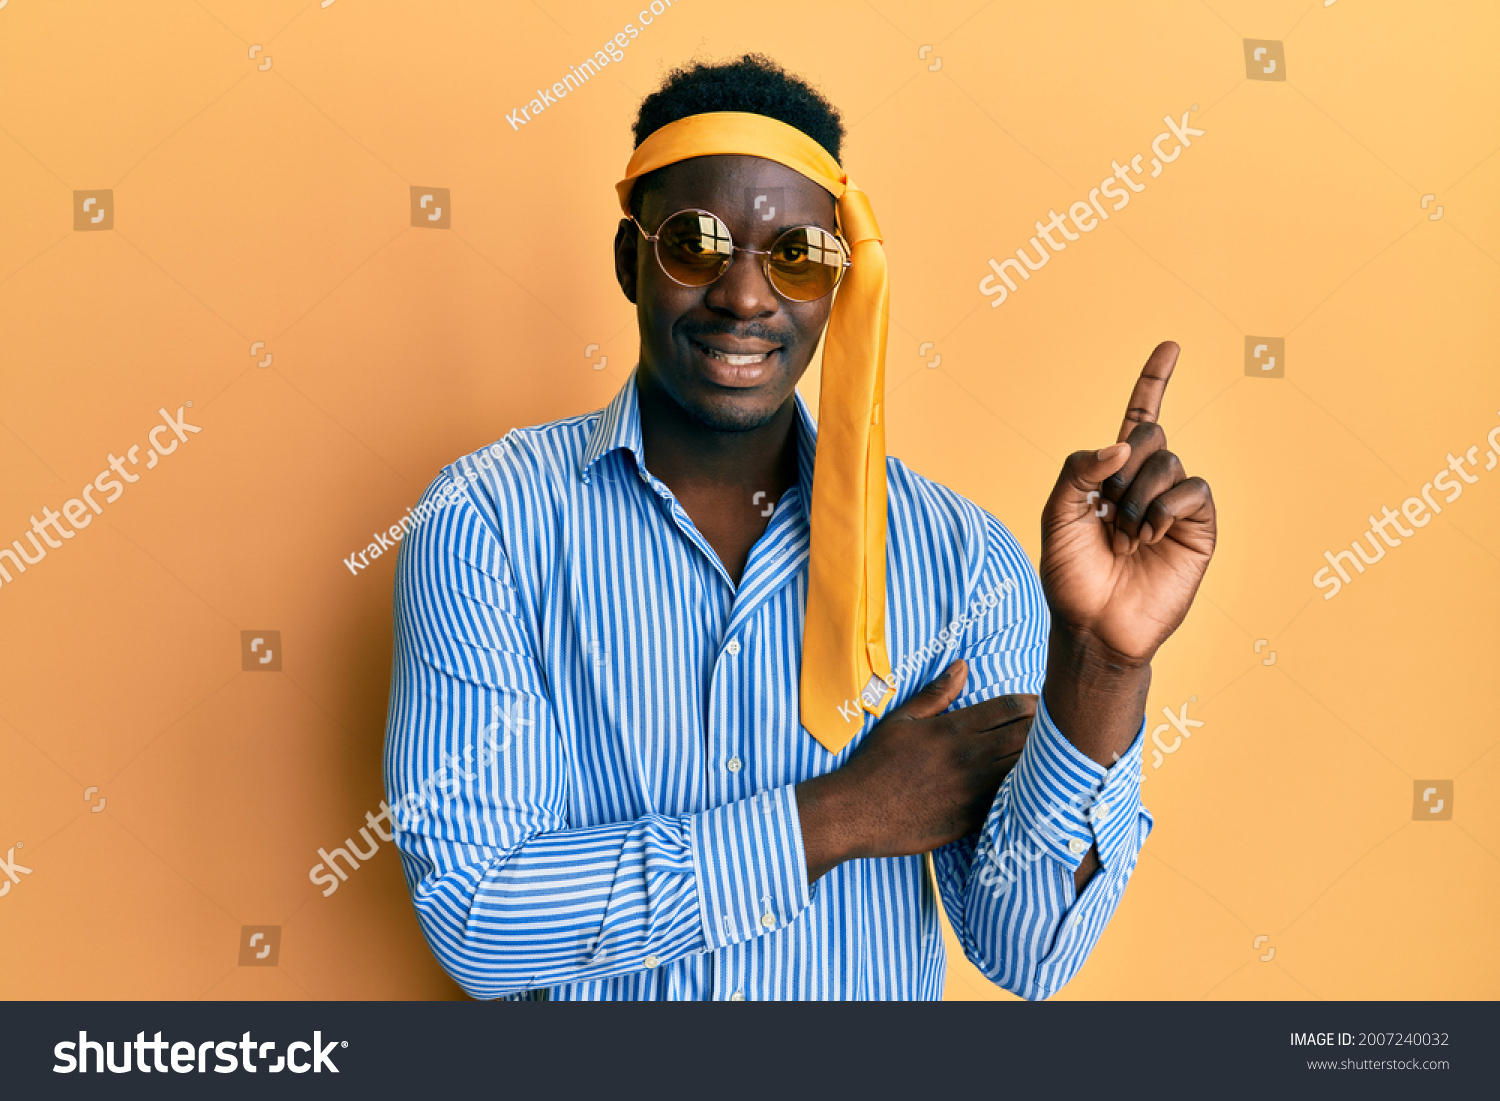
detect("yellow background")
[1,0,1496,1001]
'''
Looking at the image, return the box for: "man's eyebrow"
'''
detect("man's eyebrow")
[766,221,836,236]
[749,214,841,237]
[654,199,838,238]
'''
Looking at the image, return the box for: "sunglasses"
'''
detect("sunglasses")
[629,208,851,303]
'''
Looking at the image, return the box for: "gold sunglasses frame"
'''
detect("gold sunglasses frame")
[628,207,852,302]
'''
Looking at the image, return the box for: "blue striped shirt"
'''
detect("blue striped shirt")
[383,368,1151,1001]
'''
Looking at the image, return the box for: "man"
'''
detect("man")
[383,55,1216,1001]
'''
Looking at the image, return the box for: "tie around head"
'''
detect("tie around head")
[617,111,894,754]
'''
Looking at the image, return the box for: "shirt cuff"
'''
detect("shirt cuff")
[996,692,1148,875]
[690,784,811,952]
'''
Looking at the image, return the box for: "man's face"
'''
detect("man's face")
[614,154,838,432]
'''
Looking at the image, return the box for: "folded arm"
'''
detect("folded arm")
[793,509,1151,1000]
[383,478,812,998]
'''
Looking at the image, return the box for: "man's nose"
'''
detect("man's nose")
[704,247,779,318]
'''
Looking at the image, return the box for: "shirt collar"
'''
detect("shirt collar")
[581,366,820,522]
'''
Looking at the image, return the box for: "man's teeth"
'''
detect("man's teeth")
[697,342,772,366]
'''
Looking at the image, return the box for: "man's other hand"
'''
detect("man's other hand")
[796,660,1034,882]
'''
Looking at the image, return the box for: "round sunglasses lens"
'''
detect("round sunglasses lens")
[656,211,733,286]
[768,226,846,301]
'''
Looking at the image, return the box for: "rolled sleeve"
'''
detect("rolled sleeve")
[1024,705,1154,994]
[1089,724,1153,874]
[998,693,1151,875]
[936,688,1153,1000]
[691,784,812,951]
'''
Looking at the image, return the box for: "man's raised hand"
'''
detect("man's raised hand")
[797,342,1216,879]
[1039,341,1217,667]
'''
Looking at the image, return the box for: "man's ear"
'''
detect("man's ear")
[613,218,638,305]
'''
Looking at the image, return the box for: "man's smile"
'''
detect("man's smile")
[686,334,785,387]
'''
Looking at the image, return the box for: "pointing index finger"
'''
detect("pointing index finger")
[1116,341,1180,443]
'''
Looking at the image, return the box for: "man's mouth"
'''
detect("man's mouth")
[689,336,781,366]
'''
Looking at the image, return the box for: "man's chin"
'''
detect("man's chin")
[640,356,798,433]
[680,390,783,433]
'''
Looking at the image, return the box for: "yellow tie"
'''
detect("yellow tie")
[616,111,894,754]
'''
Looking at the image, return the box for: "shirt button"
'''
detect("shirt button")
[726,756,742,773]
[1095,801,1110,823]
[730,991,746,1001]
[725,639,741,656]
[644,955,659,969]
[760,913,776,929]
[1068,838,1089,856]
